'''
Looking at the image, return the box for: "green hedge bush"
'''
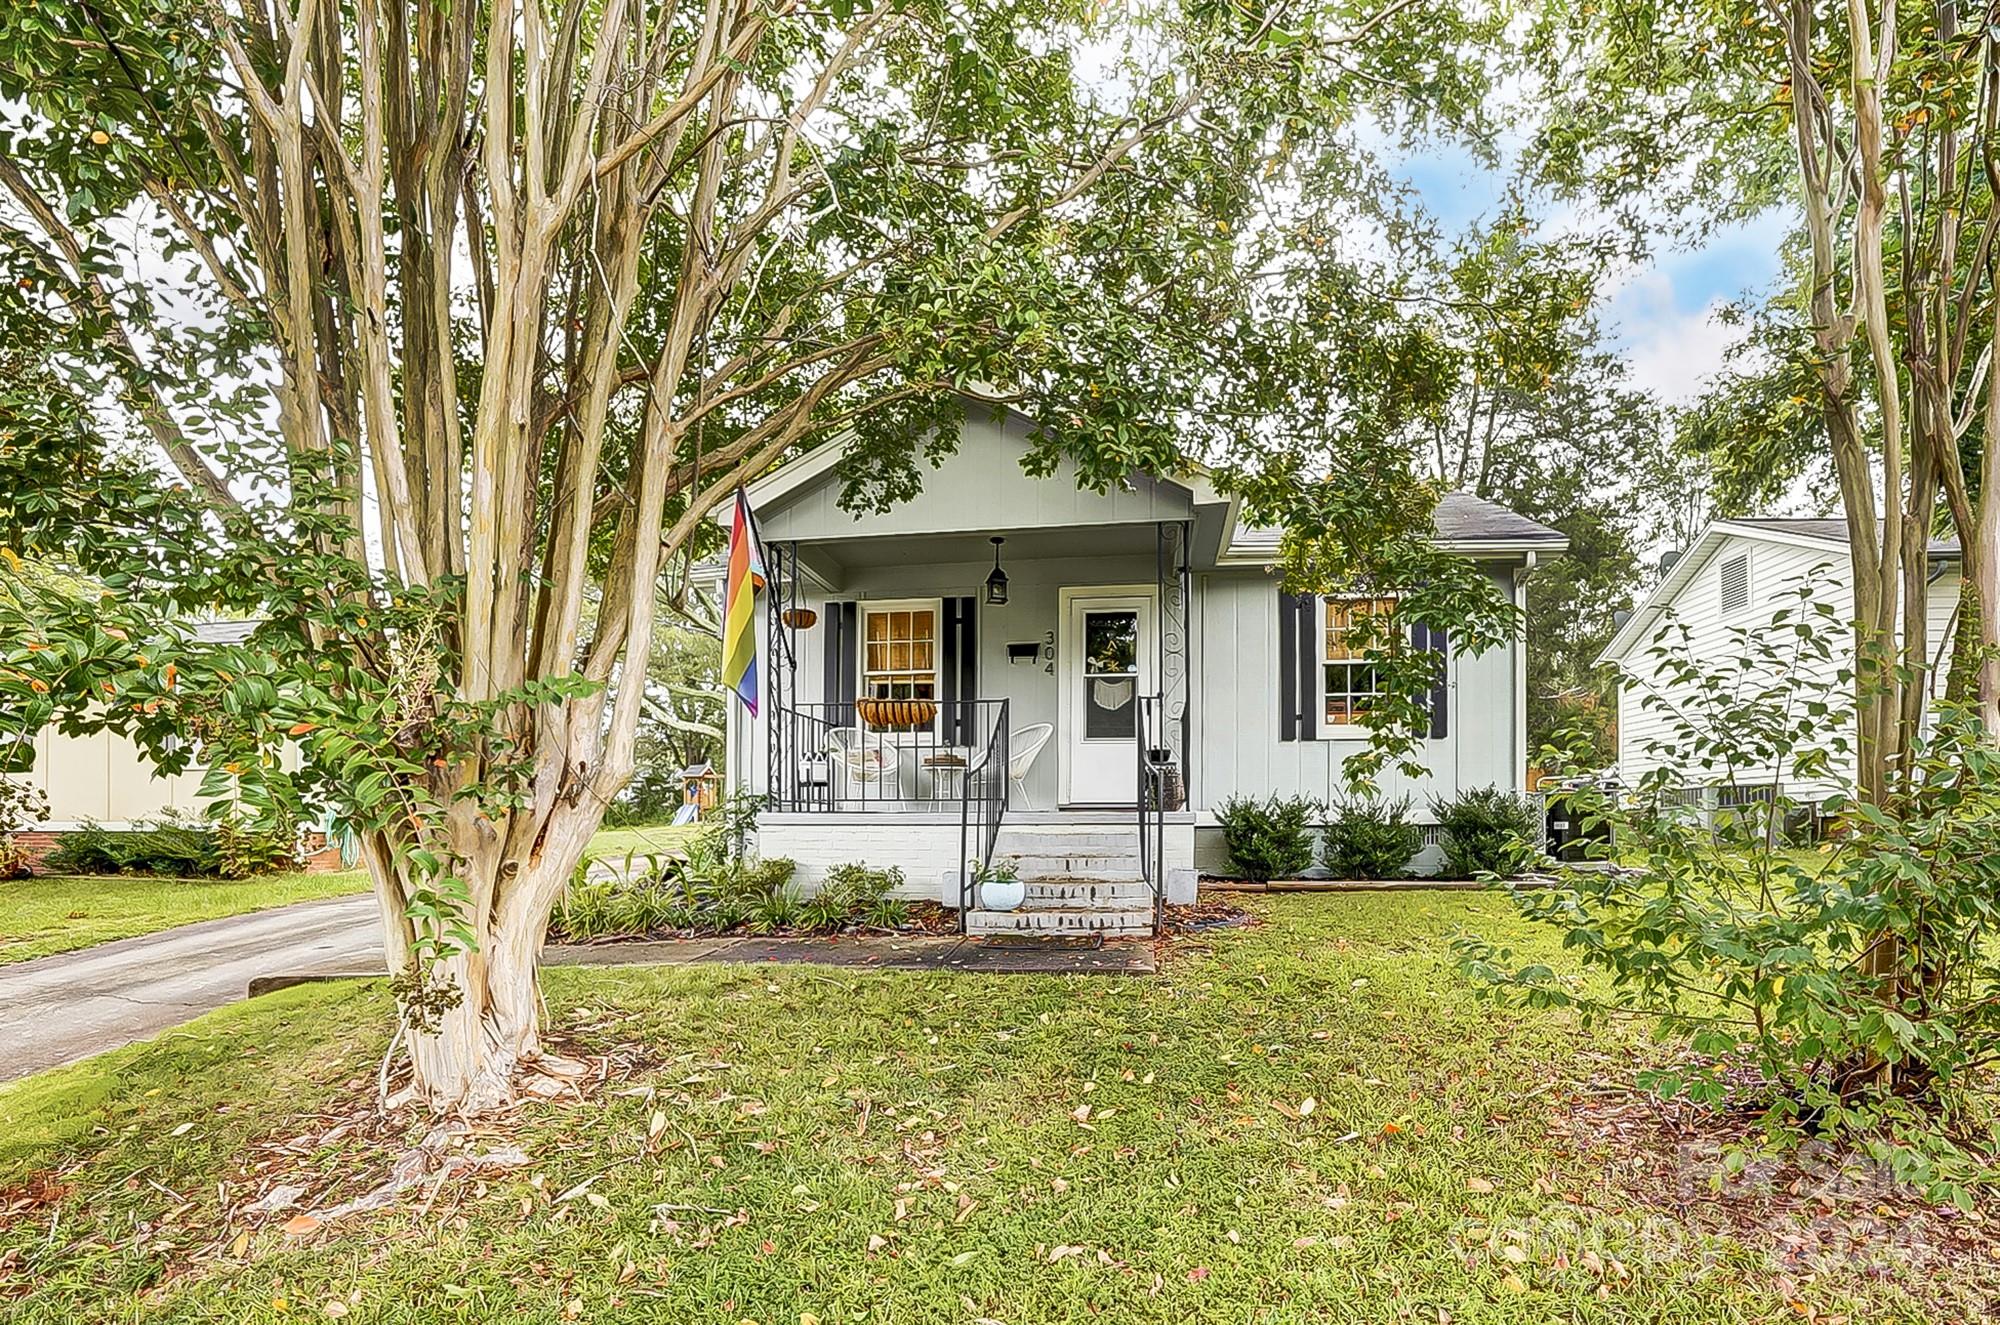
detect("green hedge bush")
[1322,794,1422,879]
[1215,794,1321,881]
[1430,786,1540,878]
[40,812,301,878]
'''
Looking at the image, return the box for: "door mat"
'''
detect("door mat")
[974,933,1105,951]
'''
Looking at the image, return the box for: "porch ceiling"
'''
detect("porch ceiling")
[804,523,1160,570]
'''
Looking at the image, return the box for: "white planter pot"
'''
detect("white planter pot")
[979,876,1025,911]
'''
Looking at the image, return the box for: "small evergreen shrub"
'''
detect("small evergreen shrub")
[1321,794,1421,880]
[1430,786,1540,878]
[554,855,803,940]
[38,811,303,878]
[213,812,306,878]
[1215,794,1321,881]
[803,862,905,933]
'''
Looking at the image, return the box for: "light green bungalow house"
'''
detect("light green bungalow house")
[703,406,1565,938]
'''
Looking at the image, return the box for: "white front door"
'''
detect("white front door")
[1059,588,1156,806]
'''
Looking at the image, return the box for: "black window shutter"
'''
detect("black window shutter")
[1278,587,1299,742]
[1278,590,1318,741]
[1411,621,1448,740]
[941,597,976,743]
[1296,594,1318,741]
[824,601,858,724]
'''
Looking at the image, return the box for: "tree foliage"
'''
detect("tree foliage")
[1467,583,2000,1204]
[1524,0,2000,800]
[0,0,1521,1108]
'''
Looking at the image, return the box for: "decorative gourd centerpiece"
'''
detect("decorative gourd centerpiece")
[855,697,938,731]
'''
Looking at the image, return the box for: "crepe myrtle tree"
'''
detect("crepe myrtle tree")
[1527,0,2000,798]
[0,0,1505,1109]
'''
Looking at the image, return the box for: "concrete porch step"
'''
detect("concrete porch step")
[998,854,1143,877]
[1023,880,1154,908]
[966,908,1156,937]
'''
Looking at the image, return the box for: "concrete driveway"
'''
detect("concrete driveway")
[0,894,383,1083]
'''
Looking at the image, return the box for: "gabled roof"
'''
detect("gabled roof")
[1215,490,1568,563]
[1596,516,1960,666]
[1724,516,1959,558]
[724,406,1564,565]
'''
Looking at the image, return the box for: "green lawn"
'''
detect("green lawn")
[0,825,698,967]
[0,891,1974,1322]
[0,868,372,965]
[583,822,700,861]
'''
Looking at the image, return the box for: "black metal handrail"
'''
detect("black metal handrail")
[1136,693,1167,929]
[957,699,1010,932]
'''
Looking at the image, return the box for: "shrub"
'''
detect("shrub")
[1460,582,2000,1205]
[213,813,305,878]
[554,853,798,940]
[1430,786,1539,879]
[36,810,303,879]
[748,887,804,934]
[803,862,905,933]
[1321,794,1421,879]
[1215,794,1321,881]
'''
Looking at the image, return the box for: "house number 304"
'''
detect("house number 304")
[1044,630,1055,675]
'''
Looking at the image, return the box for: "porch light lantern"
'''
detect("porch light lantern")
[984,536,1009,606]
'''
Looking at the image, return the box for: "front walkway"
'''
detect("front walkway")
[0,899,1153,1085]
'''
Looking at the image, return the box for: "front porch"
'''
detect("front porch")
[743,519,1200,934]
[717,407,1239,936]
[756,807,1200,929]
[758,518,1194,815]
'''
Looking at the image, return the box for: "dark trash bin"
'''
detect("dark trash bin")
[1544,779,1616,862]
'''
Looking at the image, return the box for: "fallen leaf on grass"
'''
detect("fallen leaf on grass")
[1466,1177,1495,1194]
[281,1214,320,1237]
[1186,1266,1210,1282]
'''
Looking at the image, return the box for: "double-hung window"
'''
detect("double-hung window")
[860,602,939,701]
[1320,596,1396,729]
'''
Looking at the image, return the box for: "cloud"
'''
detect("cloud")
[1596,211,1789,403]
[1607,274,1747,403]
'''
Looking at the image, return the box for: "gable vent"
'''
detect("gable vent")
[1719,553,1750,613]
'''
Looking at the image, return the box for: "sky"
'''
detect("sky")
[1395,139,1792,407]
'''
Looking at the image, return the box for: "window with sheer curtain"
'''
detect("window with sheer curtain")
[860,603,939,700]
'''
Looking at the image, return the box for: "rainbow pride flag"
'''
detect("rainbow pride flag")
[722,488,767,715]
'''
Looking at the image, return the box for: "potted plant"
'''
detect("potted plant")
[973,857,1023,910]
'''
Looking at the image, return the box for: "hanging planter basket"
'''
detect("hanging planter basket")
[856,697,937,730]
[780,607,819,630]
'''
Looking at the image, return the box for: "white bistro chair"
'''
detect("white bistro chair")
[827,727,897,804]
[1003,722,1055,809]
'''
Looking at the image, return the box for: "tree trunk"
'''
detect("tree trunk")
[363,796,607,1112]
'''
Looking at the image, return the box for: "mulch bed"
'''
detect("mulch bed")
[549,900,960,947]
[1163,897,1257,933]
[1549,1066,2000,1312]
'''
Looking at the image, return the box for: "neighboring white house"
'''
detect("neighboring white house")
[1597,517,1962,798]
[9,621,261,831]
[701,405,1566,936]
